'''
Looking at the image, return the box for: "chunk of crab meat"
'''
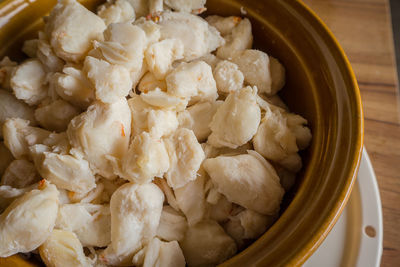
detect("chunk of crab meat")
[207,194,233,223]
[153,178,180,211]
[145,38,184,80]
[1,159,39,188]
[213,60,244,94]
[286,113,312,150]
[0,57,17,91]
[100,183,164,266]
[205,15,242,36]
[139,238,186,267]
[52,66,95,109]
[10,59,47,106]
[208,86,261,149]
[56,203,111,247]
[231,49,273,94]
[138,72,167,93]
[42,132,71,155]
[97,0,135,26]
[216,18,253,60]
[39,229,93,267]
[203,150,284,215]
[193,53,221,70]
[269,56,286,94]
[178,100,222,142]
[149,0,163,13]
[22,39,38,58]
[156,205,188,242]
[2,118,51,159]
[84,56,133,103]
[164,0,205,13]
[121,132,169,183]
[128,0,148,18]
[0,181,59,257]
[180,220,237,267]
[35,99,80,132]
[140,88,189,111]
[164,128,205,189]
[0,184,38,212]
[166,61,218,103]
[0,89,37,138]
[67,98,131,179]
[0,142,14,177]
[45,0,106,62]
[133,19,162,48]
[30,145,96,194]
[37,38,65,72]
[159,11,225,61]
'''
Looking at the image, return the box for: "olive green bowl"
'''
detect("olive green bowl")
[0,0,363,266]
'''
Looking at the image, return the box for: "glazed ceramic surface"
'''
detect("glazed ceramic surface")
[0,0,363,266]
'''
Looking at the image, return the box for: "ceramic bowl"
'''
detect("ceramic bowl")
[0,0,363,266]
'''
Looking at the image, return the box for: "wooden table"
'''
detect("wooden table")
[303,0,400,266]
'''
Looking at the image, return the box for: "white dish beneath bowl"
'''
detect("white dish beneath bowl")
[303,148,383,267]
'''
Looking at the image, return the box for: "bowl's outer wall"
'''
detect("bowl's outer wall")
[0,0,363,266]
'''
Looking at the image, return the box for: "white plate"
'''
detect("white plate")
[303,148,383,267]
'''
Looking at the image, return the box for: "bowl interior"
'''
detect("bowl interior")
[0,0,363,266]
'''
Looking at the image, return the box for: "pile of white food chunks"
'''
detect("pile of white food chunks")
[0,0,312,266]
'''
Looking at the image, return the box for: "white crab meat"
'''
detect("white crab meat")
[159,11,225,61]
[84,56,133,103]
[0,184,37,212]
[203,151,284,215]
[145,38,184,80]
[213,60,244,94]
[166,61,218,103]
[121,132,170,183]
[231,49,273,94]
[56,203,111,247]
[149,0,163,14]
[178,100,222,142]
[30,145,96,194]
[139,238,186,267]
[1,159,39,189]
[164,0,205,13]
[286,113,312,150]
[128,0,148,18]
[174,170,207,226]
[39,229,92,267]
[138,72,167,93]
[97,0,135,26]
[134,19,161,47]
[45,0,106,62]
[0,142,14,177]
[180,220,237,267]
[100,183,164,266]
[205,15,242,36]
[0,181,59,257]
[10,59,47,106]
[0,89,37,138]
[216,18,253,60]
[52,65,95,109]
[156,205,188,242]
[2,118,50,159]
[37,37,65,72]
[269,56,286,95]
[0,57,17,91]
[153,178,180,211]
[140,88,189,111]
[208,86,260,148]
[194,53,221,70]
[35,99,80,132]
[67,98,131,179]
[164,128,205,189]
[207,194,233,223]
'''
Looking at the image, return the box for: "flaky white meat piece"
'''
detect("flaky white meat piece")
[205,15,242,36]
[133,19,161,48]
[0,181,59,257]
[84,56,133,103]
[56,203,111,247]
[213,60,244,94]
[45,0,106,62]
[0,142,14,177]
[52,65,95,109]
[166,60,218,103]
[0,184,37,212]
[1,159,39,189]
[100,183,164,266]
[269,56,286,95]
[35,99,80,132]
[97,0,135,26]
[128,0,148,18]
[203,150,284,215]
[10,59,47,106]
[0,89,37,138]
[164,128,205,189]
[180,220,237,267]
[0,57,17,91]
[30,144,96,194]
[156,205,188,242]
[216,18,253,60]
[67,98,131,179]
[120,132,169,183]
[2,118,50,159]
[158,11,225,61]
[36,33,65,73]
[207,194,233,223]
[231,49,273,94]
[208,86,260,148]
[145,38,184,80]
[138,71,167,93]
[286,113,312,150]
[164,0,205,13]
[39,229,93,267]
[177,100,222,142]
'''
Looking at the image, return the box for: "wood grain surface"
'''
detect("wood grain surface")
[302,0,400,266]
